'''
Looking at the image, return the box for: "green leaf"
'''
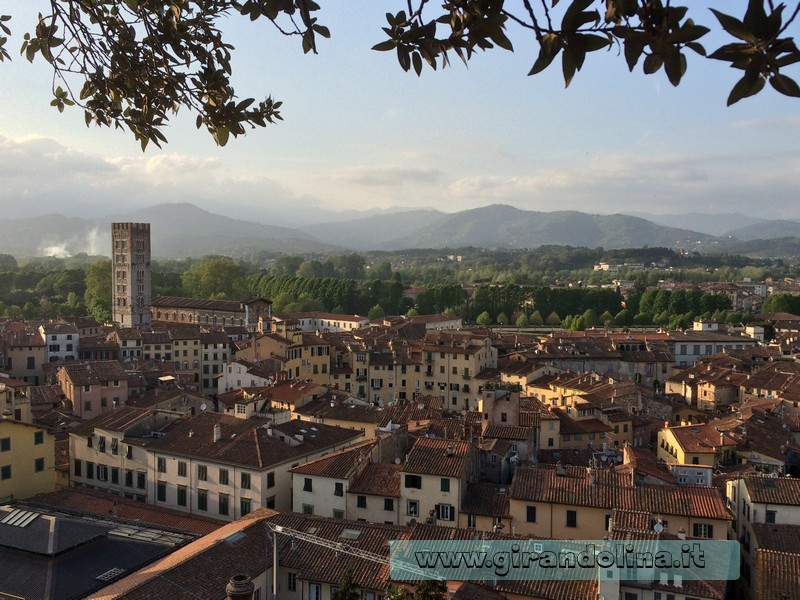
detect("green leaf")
[581,34,611,52]
[562,48,577,87]
[214,126,230,147]
[412,51,422,76]
[743,0,769,38]
[769,74,800,97]
[489,27,514,52]
[709,9,756,43]
[623,35,646,71]
[397,46,410,71]
[528,33,562,75]
[372,40,396,52]
[643,53,663,74]
[663,50,686,86]
[313,24,331,38]
[686,42,706,56]
[727,69,764,105]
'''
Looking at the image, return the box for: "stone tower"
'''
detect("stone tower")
[111,223,152,328]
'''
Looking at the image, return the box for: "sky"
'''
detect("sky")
[0,0,799,228]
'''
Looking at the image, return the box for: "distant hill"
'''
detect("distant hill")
[0,203,339,259]
[628,211,765,236]
[300,209,447,250]
[6,202,793,260]
[723,219,800,242]
[380,204,711,250]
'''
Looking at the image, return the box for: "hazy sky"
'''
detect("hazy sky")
[1,1,798,227]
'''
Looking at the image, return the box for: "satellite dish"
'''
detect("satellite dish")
[394,457,401,464]
[409,519,417,526]
[654,522,664,533]
[200,403,207,412]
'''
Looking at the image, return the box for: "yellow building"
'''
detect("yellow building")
[0,417,56,501]
[657,423,737,466]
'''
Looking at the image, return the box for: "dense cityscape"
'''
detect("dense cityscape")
[1,220,800,599]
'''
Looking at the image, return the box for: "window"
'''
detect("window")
[177,485,187,506]
[220,469,229,485]
[241,498,252,516]
[501,412,508,422]
[287,573,297,592]
[111,438,118,455]
[198,489,208,511]
[241,473,251,489]
[34,431,44,445]
[440,478,450,493]
[266,496,276,509]
[310,583,321,600]
[98,436,106,453]
[157,457,167,473]
[566,510,577,528]
[0,438,10,452]
[692,523,714,538]
[526,506,537,523]
[0,465,10,480]
[157,481,166,502]
[27,356,35,370]
[384,498,394,511]
[177,461,187,477]
[357,495,367,508]
[97,464,108,481]
[436,504,454,521]
[267,471,274,488]
[333,509,344,519]
[404,474,422,489]
[303,477,313,492]
[86,461,95,479]
[334,482,344,496]
[766,510,777,524]
[111,467,119,484]
[137,471,146,489]
[125,469,133,487]
[467,514,476,528]
[74,459,82,477]
[408,500,419,516]
[219,493,230,516]
[198,465,207,481]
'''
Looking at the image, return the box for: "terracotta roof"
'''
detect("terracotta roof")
[510,464,731,521]
[71,406,154,436]
[752,523,800,553]
[348,462,401,497]
[88,509,273,600]
[460,483,510,518]
[482,425,529,441]
[744,475,800,505]
[668,423,735,454]
[24,488,223,536]
[289,440,376,478]
[756,549,800,600]
[402,437,474,478]
[150,412,364,469]
[152,296,244,312]
[60,360,128,386]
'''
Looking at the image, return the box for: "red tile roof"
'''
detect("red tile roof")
[402,437,474,478]
[510,464,731,521]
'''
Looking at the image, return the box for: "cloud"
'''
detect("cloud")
[328,166,444,187]
[444,150,800,218]
[729,114,800,131]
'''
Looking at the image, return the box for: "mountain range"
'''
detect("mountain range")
[3,202,799,260]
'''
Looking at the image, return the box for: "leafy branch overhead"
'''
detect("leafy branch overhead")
[0,1,798,149]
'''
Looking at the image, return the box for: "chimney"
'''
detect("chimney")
[446,443,454,458]
[213,423,222,443]
[225,574,255,600]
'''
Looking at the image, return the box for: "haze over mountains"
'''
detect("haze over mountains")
[4,202,799,260]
